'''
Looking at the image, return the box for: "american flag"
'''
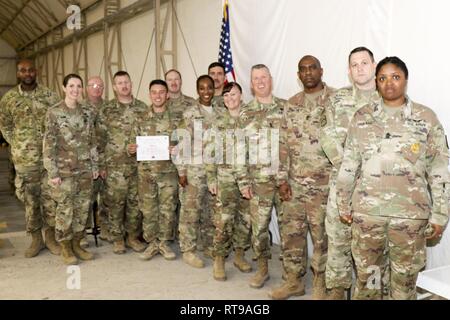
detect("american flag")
[218,0,236,83]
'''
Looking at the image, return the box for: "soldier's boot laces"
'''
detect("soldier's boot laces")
[183,250,204,268]
[270,274,305,300]
[126,234,146,252]
[60,240,78,265]
[139,242,159,260]
[249,257,269,289]
[312,272,327,300]
[328,287,346,300]
[113,239,126,254]
[72,233,94,260]
[233,248,252,273]
[44,227,60,255]
[159,241,176,260]
[213,256,227,281]
[25,230,45,258]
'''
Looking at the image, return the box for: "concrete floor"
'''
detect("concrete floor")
[0,147,314,300]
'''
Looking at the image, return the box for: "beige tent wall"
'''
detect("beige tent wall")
[33,0,222,102]
[0,39,17,97]
[175,0,222,98]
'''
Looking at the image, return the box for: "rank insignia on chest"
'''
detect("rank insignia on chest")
[320,116,327,127]
[410,143,420,154]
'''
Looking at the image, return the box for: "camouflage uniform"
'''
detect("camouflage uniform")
[130,106,178,245]
[96,97,147,241]
[167,94,196,125]
[336,98,450,300]
[166,93,196,237]
[235,96,288,260]
[0,84,59,233]
[280,86,334,278]
[7,145,15,195]
[176,101,220,253]
[43,101,98,241]
[212,95,225,111]
[205,106,251,257]
[85,99,108,230]
[320,86,379,289]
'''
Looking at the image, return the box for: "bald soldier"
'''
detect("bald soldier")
[0,59,60,257]
[164,70,196,241]
[85,76,111,243]
[270,56,334,300]
[165,69,196,125]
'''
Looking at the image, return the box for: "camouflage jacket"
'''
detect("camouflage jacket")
[320,86,379,170]
[205,105,244,188]
[96,97,147,170]
[234,96,289,191]
[336,98,450,226]
[174,101,221,177]
[166,94,196,127]
[212,95,226,112]
[84,98,105,124]
[286,85,335,185]
[43,101,98,179]
[0,84,59,170]
[130,106,178,174]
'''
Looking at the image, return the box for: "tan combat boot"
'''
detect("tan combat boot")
[25,229,45,258]
[44,227,61,255]
[270,273,305,300]
[328,287,346,300]
[139,242,159,261]
[60,240,78,265]
[312,271,327,300]
[80,237,89,248]
[113,239,126,254]
[213,256,226,281]
[182,250,205,268]
[72,233,94,260]
[249,257,269,288]
[233,248,252,273]
[126,233,146,252]
[159,241,176,260]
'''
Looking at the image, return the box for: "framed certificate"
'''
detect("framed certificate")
[136,135,170,161]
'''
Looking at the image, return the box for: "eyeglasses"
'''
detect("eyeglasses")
[87,84,104,89]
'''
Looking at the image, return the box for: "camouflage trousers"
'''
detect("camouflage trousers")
[178,172,215,253]
[213,171,251,257]
[49,172,93,242]
[325,174,353,289]
[351,213,427,300]
[279,180,328,278]
[250,180,281,259]
[8,147,15,195]
[138,170,178,244]
[15,167,55,233]
[104,166,141,241]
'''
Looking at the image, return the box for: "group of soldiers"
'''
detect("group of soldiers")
[0,45,448,300]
